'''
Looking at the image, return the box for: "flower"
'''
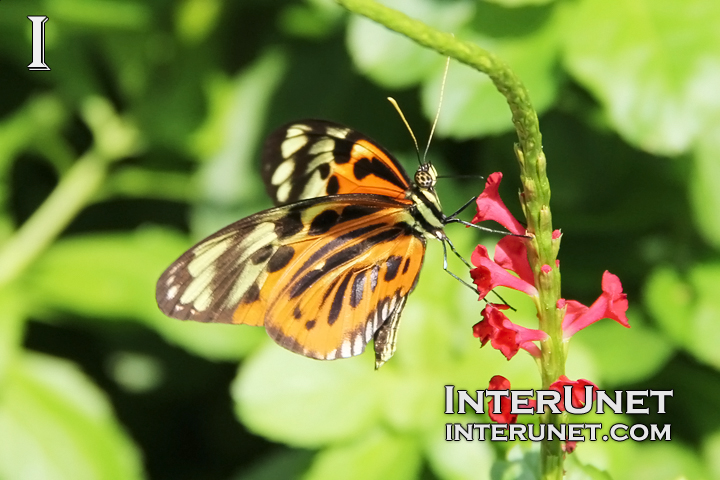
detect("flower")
[549,375,598,411]
[561,271,630,338]
[494,235,534,285]
[473,304,547,360]
[472,172,525,235]
[470,245,538,300]
[487,375,517,423]
[470,173,629,369]
[486,375,537,424]
[562,441,577,454]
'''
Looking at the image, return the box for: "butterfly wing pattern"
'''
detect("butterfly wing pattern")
[156,120,448,368]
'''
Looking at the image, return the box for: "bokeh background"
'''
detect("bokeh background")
[2,0,720,479]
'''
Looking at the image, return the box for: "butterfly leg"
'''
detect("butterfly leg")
[440,236,477,293]
[445,195,477,220]
[444,196,531,238]
[441,233,516,311]
[444,197,519,235]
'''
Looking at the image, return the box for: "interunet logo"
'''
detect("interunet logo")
[444,386,673,442]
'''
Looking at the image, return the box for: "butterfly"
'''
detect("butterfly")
[156,120,476,368]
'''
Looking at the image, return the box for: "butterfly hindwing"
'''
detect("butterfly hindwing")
[263,217,425,361]
[156,194,426,362]
[262,120,413,205]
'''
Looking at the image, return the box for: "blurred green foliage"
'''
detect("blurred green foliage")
[1,0,720,479]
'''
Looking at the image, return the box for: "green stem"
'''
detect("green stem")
[335,1,564,477]
[0,150,108,288]
[0,97,139,289]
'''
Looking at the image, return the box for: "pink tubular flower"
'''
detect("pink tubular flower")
[472,172,525,235]
[561,271,630,338]
[494,235,534,285]
[549,376,598,411]
[473,304,547,360]
[487,375,517,423]
[487,375,537,424]
[470,245,538,300]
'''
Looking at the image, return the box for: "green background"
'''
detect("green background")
[1,0,719,479]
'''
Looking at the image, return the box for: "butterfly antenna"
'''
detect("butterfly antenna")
[388,97,422,165]
[437,174,486,180]
[423,56,451,163]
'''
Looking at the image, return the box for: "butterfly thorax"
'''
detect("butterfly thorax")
[407,163,446,240]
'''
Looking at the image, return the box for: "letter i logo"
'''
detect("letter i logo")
[28,16,51,71]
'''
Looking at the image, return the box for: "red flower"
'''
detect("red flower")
[561,271,630,338]
[470,172,630,361]
[549,375,598,411]
[470,245,538,300]
[472,172,525,235]
[487,375,517,423]
[562,441,577,454]
[486,375,536,424]
[494,235,535,285]
[473,304,547,360]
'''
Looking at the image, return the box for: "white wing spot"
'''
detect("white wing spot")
[365,319,373,341]
[381,300,389,321]
[281,135,308,160]
[166,285,178,299]
[276,182,292,203]
[340,340,352,358]
[271,158,295,186]
[180,264,216,311]
[326,349,338,360]
[326,126,350,138]
[287,124,312,136]
[188,237,232,277]
[305,152,335,173]
[308,138,334,155]
[353,334,364,355]
[299,170,323,200]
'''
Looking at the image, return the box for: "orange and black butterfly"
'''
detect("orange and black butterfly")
[156,120,475,368]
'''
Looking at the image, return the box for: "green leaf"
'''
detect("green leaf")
[48,0,151,30]
[491,445,540,480]
[570,309,674,385]
[561,0,720,154]
[484,0,555,6]
[25,228,264,361]
[175,0,222,44]
[703,430,720,480]
[304,430,421,480]
[0,353,144,480]
[425,434,494,480]
[232,344,382,448]
[691,130,720,249]
[564,454,613,480]
[346,0,475,89]
[645,263,720,369]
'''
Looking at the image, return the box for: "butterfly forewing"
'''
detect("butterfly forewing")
[262,120,413,205]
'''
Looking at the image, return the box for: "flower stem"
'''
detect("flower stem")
[0,97,140,289]
[335,0,564,477]
[0,150,107,288]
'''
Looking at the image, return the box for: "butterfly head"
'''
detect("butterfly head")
[414,163,438,190]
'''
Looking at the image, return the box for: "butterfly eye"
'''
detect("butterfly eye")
[414,167,436,189]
